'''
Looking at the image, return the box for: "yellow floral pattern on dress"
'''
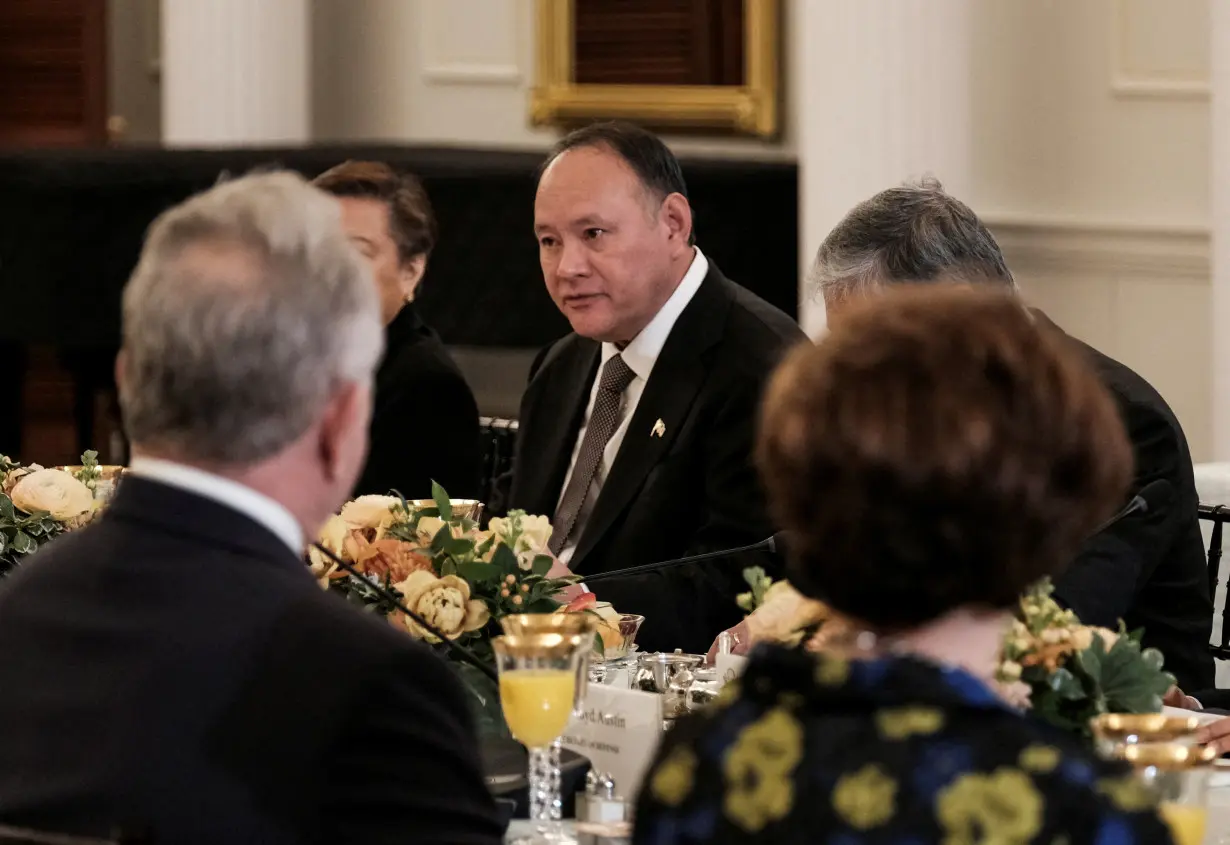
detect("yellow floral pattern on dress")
[936,767,1043,845]
[722,707,803,832]
[832,763,897,830]
[876,706,945,740]
[1018,744,1060,774]
[650,745,697,808]
[814,655,851,687]
[1096,775,1156,813]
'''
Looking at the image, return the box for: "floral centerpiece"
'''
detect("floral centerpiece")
[308,483,598,732]
[0,451,108,577]
[736,568,1173,738]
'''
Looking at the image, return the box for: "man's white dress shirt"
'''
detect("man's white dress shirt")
[554,248,709,565]
[127,457,305,555]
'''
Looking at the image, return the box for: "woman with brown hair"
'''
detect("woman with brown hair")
[313,161,481,500]
[633,285,1172,844]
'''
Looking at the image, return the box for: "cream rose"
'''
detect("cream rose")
[392,570,489,641]
[489,513,553,570]
[11,468,95,520]
[745,580,828,643]
[340,495,402,535]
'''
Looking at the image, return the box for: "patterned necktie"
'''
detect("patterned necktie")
[549,354,637,555]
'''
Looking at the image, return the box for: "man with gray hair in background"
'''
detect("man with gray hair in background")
[0,173,503,844]
[807,179,1214,693]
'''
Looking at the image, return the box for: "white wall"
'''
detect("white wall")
[310,0,796,159]
[970,0,1212,460]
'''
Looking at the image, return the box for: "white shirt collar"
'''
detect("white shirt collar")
[601,247,709,377]
[127,457,305,555]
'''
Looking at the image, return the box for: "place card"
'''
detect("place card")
[715,652,748,687]
[561,684,664,799]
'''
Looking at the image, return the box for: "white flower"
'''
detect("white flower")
[489,513,553,570]
[999,660,1023,681]
[339,495,402,534]
[10,468,94,520]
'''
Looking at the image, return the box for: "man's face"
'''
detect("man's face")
[337,197,422,325]
[534,146,685,344]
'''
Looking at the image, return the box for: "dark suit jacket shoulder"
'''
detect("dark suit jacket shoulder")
[356,304,482,500]
[1045,318,1214,691]
[511,261,806,653]
[0,478,503,844]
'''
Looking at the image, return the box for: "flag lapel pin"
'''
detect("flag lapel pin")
[651,419,666,438]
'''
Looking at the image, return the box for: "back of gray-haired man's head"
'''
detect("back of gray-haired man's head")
[809,178,1014,301]
[120,170,383,465]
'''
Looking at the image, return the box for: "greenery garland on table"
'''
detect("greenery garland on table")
[308,483,611,734]
[737,568,1174,738]
[0,451,106,578]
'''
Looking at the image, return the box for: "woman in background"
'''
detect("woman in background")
[634,285,1171,844]
[314,161,481,500]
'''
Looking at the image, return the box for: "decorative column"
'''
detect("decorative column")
[792,0,974,336]
[1211,2,1230,459]
[161,0,310,146]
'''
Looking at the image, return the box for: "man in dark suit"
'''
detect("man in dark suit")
[0,172,503,844]
[807,179,1214,692]
[510,122,806,654]
[314,160,482,500]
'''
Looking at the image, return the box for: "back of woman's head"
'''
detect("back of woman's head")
[757,284,1132,629]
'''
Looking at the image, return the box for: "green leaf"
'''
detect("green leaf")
[432,480,453,522]
[491,543,519,574]
[431,524,451,553]
[458,561,501,585]
[0,496,14,522]
[1047,667,1085,700]
[444,535,475,558]
[525,597,559,613]
[531,554,552,577]
[593,631,605,657]
[11,531,35,555]
[440,558,458,577]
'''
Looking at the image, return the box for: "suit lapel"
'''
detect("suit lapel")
[516,341,600,516]
[571,269,731,571]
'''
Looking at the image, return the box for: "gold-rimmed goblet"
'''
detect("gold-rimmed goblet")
[500,614,597,831]
[494,631,590,844]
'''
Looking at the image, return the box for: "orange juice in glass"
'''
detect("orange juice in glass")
[1159,801,1206,845]
[499,669,576,748]
[493,631,589,845]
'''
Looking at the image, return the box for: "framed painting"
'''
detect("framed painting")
[530,0,780,138]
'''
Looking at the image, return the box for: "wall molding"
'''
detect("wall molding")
[1109,0,1210,101]
[422,63,523,86]
[983,215,1210,281]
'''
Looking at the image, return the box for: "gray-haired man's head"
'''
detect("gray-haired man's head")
[118,170,383,523]
[809,178,1014,322]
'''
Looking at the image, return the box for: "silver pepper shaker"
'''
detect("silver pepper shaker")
[577,770,627,824]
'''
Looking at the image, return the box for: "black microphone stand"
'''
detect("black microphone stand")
[311,542,499,683]
[582,534,780,584]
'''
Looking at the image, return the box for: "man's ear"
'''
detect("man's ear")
[316,381,368,482]
[659,192,693,254]
[400,254,427,301]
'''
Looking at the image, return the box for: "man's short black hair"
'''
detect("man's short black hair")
[541,121,695,244]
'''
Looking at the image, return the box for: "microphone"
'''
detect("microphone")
[311,542,498,683]
[1092,479,1172,535]
[582,531,787,584]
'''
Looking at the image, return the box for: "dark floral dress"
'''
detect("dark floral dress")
[633,646,1174,845]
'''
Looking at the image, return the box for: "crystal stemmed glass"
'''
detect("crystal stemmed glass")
[500,614,598,827]
[494,631,590,844]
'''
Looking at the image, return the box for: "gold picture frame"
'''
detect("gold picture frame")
[530,0,780,138]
